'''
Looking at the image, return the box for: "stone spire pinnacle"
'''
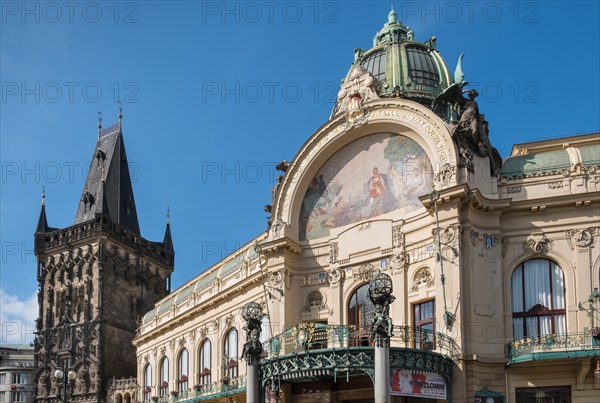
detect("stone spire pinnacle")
[36,187,49,234]
[163,207,174,253]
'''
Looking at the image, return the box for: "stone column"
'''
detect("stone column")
[368,273,395,403]
[242,302,264,403]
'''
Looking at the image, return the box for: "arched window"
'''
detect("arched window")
[116,394,123,403]
[348,284,372,328]
[511,259,566,339]
[159,357,169,396]
[177,348,189,392]
[143,364,152,401]
[224,328,238,378]
[348,284,373,345]
[198,339,211,385]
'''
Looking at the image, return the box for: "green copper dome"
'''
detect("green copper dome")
[333,9,454,119]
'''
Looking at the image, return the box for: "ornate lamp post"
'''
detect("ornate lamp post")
[242,301,263,403]
[369,273,395,403]
[54,364,76,403]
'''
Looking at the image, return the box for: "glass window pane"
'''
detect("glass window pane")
[554,315,566,335]
[526,317,538,338]
[551,262,565,309]
[511,266,524,312]
[513,318,524,339]
[523,259,551,310]
[539,316,552,336]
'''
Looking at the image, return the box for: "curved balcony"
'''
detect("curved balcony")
[260,323,459,385]
[156,375,246,402]
[507,330,600,364]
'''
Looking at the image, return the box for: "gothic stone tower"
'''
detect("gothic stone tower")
[33,122,174,403]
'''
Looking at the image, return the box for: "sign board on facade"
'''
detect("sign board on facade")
[390,369,447,400]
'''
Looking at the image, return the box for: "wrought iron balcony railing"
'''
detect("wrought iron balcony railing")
[507,330,600,363]
[152,375,246,402]
[262,323,461,361]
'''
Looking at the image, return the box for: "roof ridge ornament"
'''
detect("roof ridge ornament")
[41,186,46,206]
[97,111,102,140]
[118,101,123,132]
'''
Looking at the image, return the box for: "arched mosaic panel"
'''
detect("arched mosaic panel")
[300,133,433,240]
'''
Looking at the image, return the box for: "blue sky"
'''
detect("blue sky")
[1,1,599,343]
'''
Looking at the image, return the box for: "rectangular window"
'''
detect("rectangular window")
[11,391,26,402]
[413,300,435,350]
[515,386,571,403]
[0,374,5,384]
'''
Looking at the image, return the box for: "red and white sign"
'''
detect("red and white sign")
[390,369,447,400]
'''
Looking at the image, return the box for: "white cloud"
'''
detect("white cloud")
[0,289,37,344]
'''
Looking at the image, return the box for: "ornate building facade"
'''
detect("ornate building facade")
[125,10,598,403]
[33,118,175,403]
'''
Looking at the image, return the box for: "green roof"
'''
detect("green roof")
[500,143,600,179]
[500,150,571,179]
[580,144,600,166]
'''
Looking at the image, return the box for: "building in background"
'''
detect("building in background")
[0,345,35,403]
[101,10,600,403]
[32,117,175,403]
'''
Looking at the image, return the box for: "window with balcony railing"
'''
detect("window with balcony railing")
[143,364,152,401]
[177,348,189,392]
[198,339,211,385]
[511,259,566,339]
[159,357,169,397]
[224,328,238,378]
[348,283,374,346]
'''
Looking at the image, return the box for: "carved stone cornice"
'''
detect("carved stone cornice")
[35,215,174,267]
[258,237,302,257]
[419,184,470,212]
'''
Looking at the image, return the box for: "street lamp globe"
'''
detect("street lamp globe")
[54,369,64,379]
[368,273,393,305]
[68,370,77,380]
[242,301,263,322]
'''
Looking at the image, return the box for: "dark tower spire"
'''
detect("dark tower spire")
[35,187,49,234]
[163,206,174,253]
[74,116,140,234]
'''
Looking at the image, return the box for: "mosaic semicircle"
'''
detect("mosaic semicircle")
[300,133,433,241]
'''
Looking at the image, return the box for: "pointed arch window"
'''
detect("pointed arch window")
[224,328,238,378]
[143,364,152,401]
[177,348,189,392]
[511,259,566,339]
[198,339,211,385]
[159,357,169,396]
